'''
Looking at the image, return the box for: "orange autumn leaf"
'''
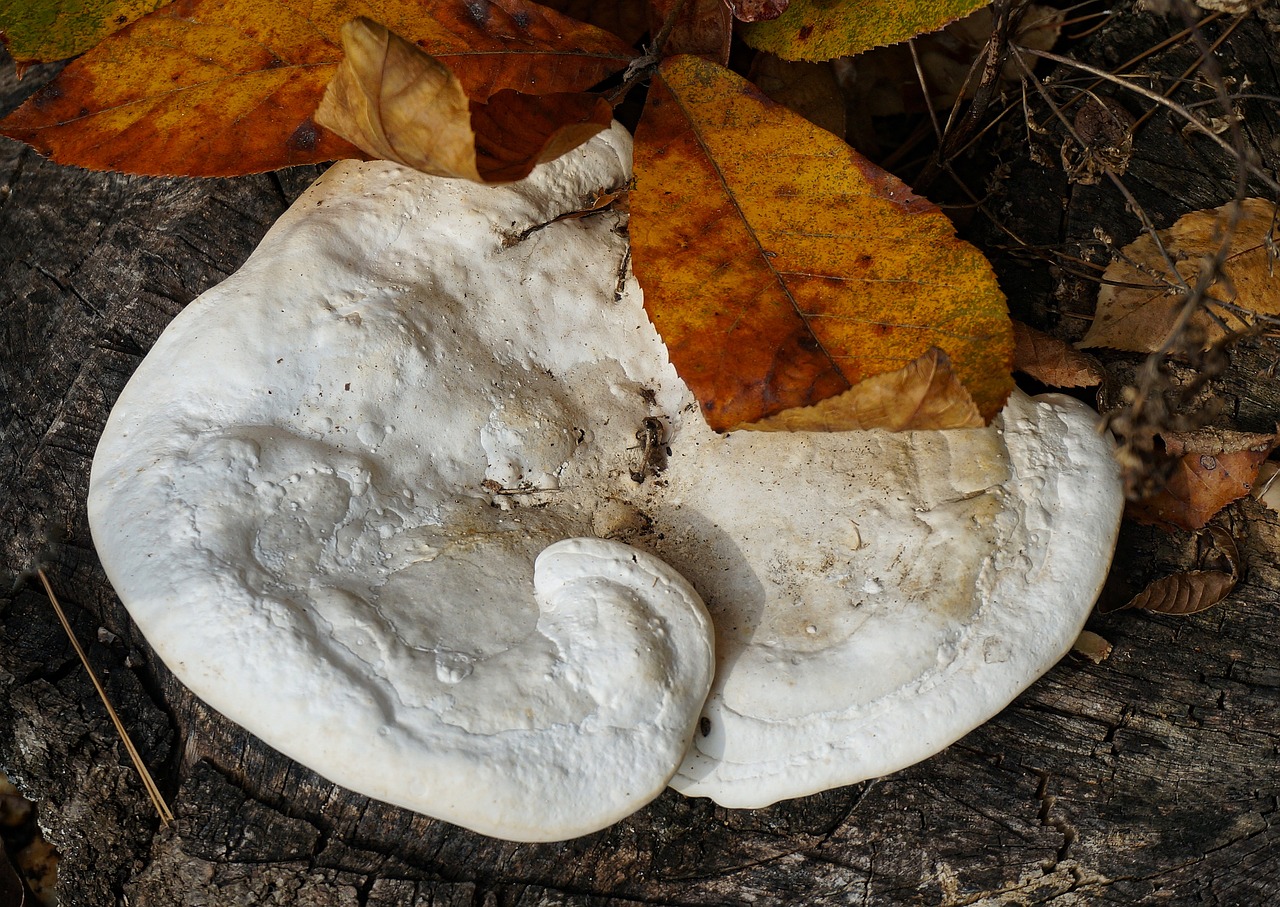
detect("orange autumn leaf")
[317,19,611,183]
[1128,428,1277,531]
[0,0,633,176]
[630,55,1012,431]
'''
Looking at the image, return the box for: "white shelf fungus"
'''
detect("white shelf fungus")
[89,124,1123,839]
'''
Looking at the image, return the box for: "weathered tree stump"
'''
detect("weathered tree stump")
[3,8,1280,905]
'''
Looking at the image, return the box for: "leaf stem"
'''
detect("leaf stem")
[607,0,692,106]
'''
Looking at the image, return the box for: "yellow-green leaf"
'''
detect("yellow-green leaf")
[631,55,1012,431]
[742,0,990,62]
[0,0,167,63]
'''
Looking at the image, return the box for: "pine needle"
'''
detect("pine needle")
[35,569,174,825]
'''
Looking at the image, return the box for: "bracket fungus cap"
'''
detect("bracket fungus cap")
[90,124,1123,837]
[89,126,715,841]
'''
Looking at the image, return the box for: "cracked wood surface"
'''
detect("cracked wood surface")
[3,10,1280,906]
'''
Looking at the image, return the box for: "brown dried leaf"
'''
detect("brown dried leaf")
[649,0,732,65]
[1104,525,1240,615]
[1204,524,1243,576]
[728,0,790,23]
[1127,427,1278,530]
[318,19,474,176]
[739,347,983,432]
[1251,460,1280,511]
[316,19,611,183]
[750,54,846,137]
[1121,569,1236,615]
[1012,321,1104,388]
[1081,198,1280,353]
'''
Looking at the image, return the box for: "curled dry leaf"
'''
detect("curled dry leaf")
[743,0,991,62]
[1081,198,1280,353]
[0,0,167,63]
[0,0,633,176]
[1071,630,1112,663]
[1012,321,1104,388]
[1127,427,1277,531]
[1194,0,1253,11]
[728,0,790,23]
[631,55,1012,431]
[740,347,982,432]
[1106,526,1240,616]
[649,0,732,65]
[317,19,612,183]
[1251,460,1280,512]
[1063,95,1135,186]
[1121,570,1236,615]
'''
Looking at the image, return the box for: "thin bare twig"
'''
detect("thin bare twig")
[36,569,173,825]
[607,0,691,105]
[1012,44,1280,192]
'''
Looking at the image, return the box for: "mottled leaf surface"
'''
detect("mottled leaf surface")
[0,0,633,175]
[0,0,167,62]
[631,55,1011,431]
[743,0,989,62]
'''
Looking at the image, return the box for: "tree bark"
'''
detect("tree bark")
[3,8,1280,906]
